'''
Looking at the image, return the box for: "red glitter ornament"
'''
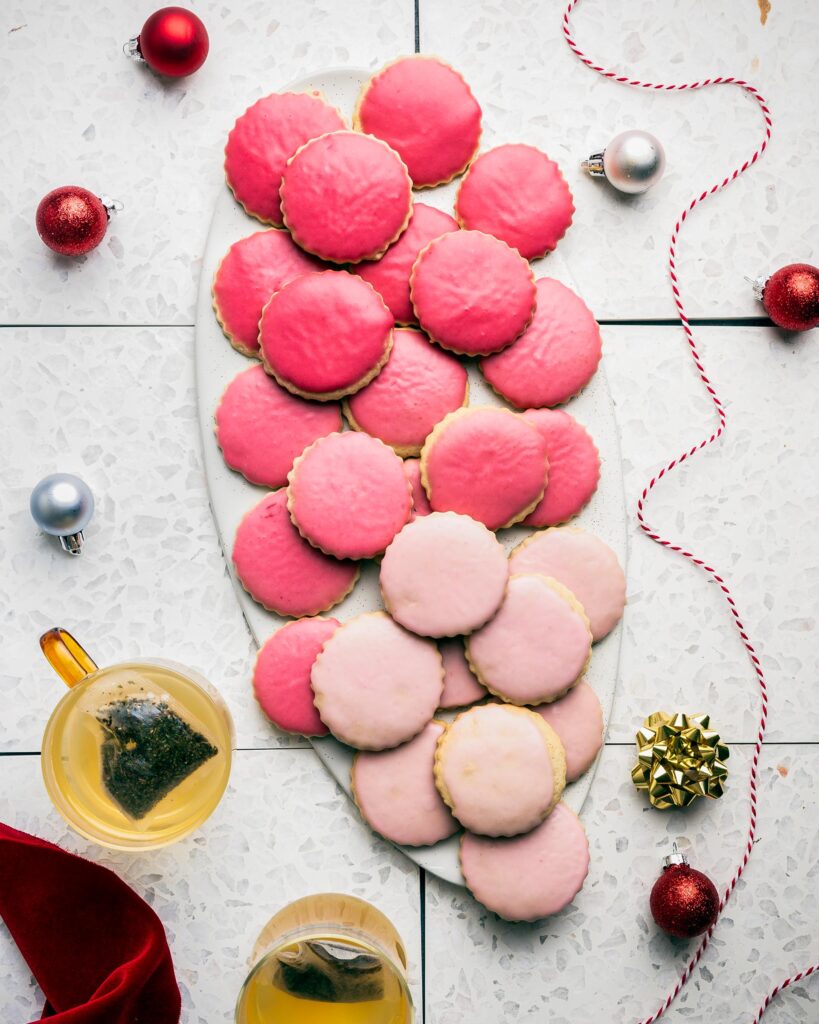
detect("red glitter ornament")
[35,187,109,257]
[650,848,720,939]
[755,263,819,332]
[128,7,209,78]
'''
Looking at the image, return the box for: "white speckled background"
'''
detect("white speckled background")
[1,1,818,1022]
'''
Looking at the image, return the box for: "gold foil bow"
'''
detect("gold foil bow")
[631,712,729,809]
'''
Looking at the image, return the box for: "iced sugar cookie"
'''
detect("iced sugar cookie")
[533,681,604,782]
[411,231,536,356]
[280,130,412,264]
[259,272,393,401]
[466,574,592,705]
[420,407,548,530]
[352,720,458,846]
[287,432,412,560]
[381,512,508,637]
[460,802,590,921]
[225,92,345,225]
[215,365,342,489]
[404,459,432,520]
[519,409,600,527]
[233,491,359,617]
[311,612,444,750]
[510,527,626,642]
[212,228,324,357]
[480,278,602,409]
[253,618,340,736]
[344,328,468,457]
[439,639,487,709]
[354,56,482,188]
[434,704,565,837]
[355,203,459,324]
[455,145,574,259]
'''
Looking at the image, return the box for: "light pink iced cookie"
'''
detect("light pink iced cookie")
[519,409,600,527]
[344,329,468,457]
[420,407,548,530]
[233,491,359,617]
[259,272,393,401]
[354,56,482,188]
[434,704,566,837]
[280,131,412,264]
[455,145,574,259]
[410,231,536,356]
[212,229,324,357]
[481,278,602,409]
[352,720,458,846]
[225,92,345,226]
[253,618,339,736]
[466,574,592,705]
[510,527,626,642]
[215,365,342,489]
[439,639,487,709]
[460,802,590,921]
[287,432,412,560]
[311,612,444,750]
[380,512,508,637]
[354,204,459,324]
[533,681,604,782]
[404,459,432,520]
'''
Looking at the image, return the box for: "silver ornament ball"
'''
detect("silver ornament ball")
[584,130,666,194]
[30,473,95,555]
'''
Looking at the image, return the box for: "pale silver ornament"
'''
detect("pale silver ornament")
[582,130,666,194]
[30,473,95,555]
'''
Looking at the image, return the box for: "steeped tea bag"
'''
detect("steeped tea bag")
[271,940,385,1004]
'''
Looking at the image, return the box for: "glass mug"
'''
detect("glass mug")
[236,894,414,1024]
[40,627,234,850]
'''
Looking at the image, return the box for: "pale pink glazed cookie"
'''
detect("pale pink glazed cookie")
[466,574,592,705]
[211,228,324,357]
[232,490,359,617]
[439,639,487,709]
[519,409,600,528]
[410,231,536,356]
[380,512,508,637]
[352,720,458,846]
[287,432,412,560]
[480,278,602,408]
[280,130,413,264]
[533,681,604,782]
[510,527,626,642]
[253,618,339,736]
[420,407,548,530]
[460,802,590,921]
[403,459,432,520]
[215,365,342,489]
[354,56,482,188]
[225,92,345,226]
[455,145,574,259]
[259,272,393,401]
[354,204,459,324]
[344,329,468,457]
[434,704,565,837]
[311,612,443,750]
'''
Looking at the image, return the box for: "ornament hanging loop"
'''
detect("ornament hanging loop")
[123,37,146,63]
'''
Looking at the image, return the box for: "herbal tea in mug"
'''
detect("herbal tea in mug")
[40,628,233,850]
[236,894,413,1024]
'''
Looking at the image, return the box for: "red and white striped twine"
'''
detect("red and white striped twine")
[561,1,817,1021]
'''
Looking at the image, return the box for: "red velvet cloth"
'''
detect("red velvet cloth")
[0,822,181,1023]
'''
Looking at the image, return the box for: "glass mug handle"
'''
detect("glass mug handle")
[40,628,98,688]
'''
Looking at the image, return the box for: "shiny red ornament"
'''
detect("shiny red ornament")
[650,851,720,939]
[136,7,209,77]
[758,263,819,332]
[35,187,109,257]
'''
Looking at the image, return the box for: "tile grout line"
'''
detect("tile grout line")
[414,0,420,52]
[0,318,775,329]
[419,867,427,1024]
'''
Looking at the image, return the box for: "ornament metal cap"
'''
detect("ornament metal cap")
[663,843,688,869]
[30,473,95,556]
[123,37,146,62]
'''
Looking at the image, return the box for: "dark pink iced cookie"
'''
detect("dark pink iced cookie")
[520,409,600,527]
[404,459,432,520]
[215,365,342,489]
